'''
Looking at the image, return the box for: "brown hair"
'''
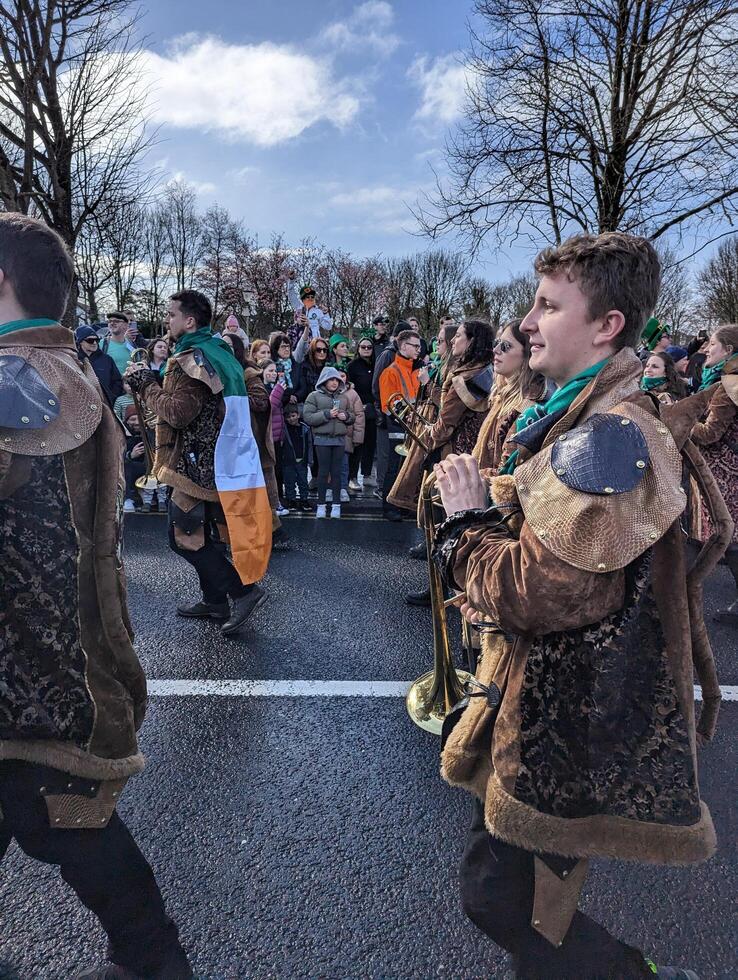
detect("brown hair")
[395,329,420,347]
[250,338,271,360]
[307,336,330,369]
[533,232,661,350]
[713,324,738,354]
[501,318,546,401]
[0,213,74,320]
[644,352,688,399]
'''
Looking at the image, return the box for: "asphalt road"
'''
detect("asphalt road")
[1,515,736,980]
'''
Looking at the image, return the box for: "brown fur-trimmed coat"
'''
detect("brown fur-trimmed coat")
[0,325,146,824]
[441,349,730,867]
[388,360,490,512]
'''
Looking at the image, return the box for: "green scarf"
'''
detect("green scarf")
[174,327,246,397]
[500,358,610,475]
[699,352,738,391]
[640,375,666,392]
[0,317,57,337]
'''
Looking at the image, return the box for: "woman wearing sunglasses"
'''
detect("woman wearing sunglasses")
[474,319,546,475]
[347,337,377,488]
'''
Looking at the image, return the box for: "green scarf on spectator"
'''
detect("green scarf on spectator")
[174,327,246,397]
[699,353,738,391]
[0,317,57,337]
[640,375,666,392]
[500,358,610,475]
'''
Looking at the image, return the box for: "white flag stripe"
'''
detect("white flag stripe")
[214,394,265,491]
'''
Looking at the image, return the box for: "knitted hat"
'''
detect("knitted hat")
[74,325,99,344]
[641,316,671,351]
[299,284,316,300]
[329,333,349,350]
[665,345,689,364]
[224,314,240,329]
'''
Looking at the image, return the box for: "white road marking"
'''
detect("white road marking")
[146,680,738,701]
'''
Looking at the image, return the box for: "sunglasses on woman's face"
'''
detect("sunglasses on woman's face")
[359,344,373,351]
[316,346,328,353]
[494,340,513,353]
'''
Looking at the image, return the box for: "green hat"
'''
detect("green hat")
[641,316,671,351]
[299,284,316,300]
[329,333,349,349]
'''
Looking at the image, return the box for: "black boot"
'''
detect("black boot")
[176,599,229,620]
[408,540,427,561]
[221,585,267,635]
[405,588,431,607]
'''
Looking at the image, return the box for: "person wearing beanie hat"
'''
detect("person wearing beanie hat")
[223,313,249,346]
[285,269,332,339]
[75,324,124,408]
[328,333,351,370]
[665,344,689,375]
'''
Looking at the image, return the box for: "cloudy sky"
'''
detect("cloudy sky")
[137,0,527,275]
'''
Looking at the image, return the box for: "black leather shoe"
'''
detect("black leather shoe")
[221,585,267,635]
[176,600,229,620]
[406,588,431,607]
[408,541,427,560]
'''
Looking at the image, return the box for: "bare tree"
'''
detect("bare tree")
[383,255,419,326]
[105,202,144,309]
[313,250,385,337]
[414,249,469,333]
[417,0,738,254]
[140,203,172,329]
[75,212,115,322]
[162,180,204,291]
[0,1,153,320]
[698,236,738,324]
[197,204,241,321]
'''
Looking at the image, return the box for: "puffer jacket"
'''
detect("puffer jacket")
[302,367,356,442]
[342,384,365,453]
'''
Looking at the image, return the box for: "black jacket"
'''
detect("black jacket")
[81,348,124,407]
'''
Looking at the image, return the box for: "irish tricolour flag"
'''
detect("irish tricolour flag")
[179,330,272,584]
[216,389,273,584]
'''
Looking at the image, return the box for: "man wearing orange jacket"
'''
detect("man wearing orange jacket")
[378,328,422,521]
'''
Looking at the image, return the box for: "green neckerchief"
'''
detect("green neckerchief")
[640,375,666,392]
[500,357,610,475]
[174,327,246,397]
[0,317,57,337]
[699,352,738,391]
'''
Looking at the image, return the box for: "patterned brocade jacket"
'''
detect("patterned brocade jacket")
[439,350,730,940]
[0,325,147,825]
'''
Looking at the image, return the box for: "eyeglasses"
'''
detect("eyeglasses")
[405,342,422,350]
[494,340,513,353]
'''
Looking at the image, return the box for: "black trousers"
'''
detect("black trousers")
[0,761,189,976]
[460,800,651,980]
[168,499,252,605]
[349,417,377,479]
[315,445,344,504]
[283,458,309,502]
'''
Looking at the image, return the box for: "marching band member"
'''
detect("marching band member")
[127,290,272,635]
[434,232,728,980]
[0,213,192,979]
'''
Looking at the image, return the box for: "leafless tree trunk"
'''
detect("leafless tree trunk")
[416,0,738,254]
[698,237,738,324]
[0,0,153,323]
[414,249,469,333]
[141,203,172,329]
[162,180,204,291]
[382,255,419,327]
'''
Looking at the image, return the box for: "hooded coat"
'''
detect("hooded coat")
[302,367,356,441]
[0,324,147,827]
[437,350,730,940]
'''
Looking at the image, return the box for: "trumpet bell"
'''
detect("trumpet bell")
[406,667,473,735]
[395,443,409,457]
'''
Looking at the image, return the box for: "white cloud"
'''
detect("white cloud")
[326,182,424,235]
[324,1,400,56]
[170,170,216,196]
[142,35,360,147]
[408,53,470,125]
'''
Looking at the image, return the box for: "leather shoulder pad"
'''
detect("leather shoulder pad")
[550,412,649,495]
[0,354,60,429]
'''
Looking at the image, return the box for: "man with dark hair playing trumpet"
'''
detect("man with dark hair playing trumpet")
[433,232,726,980]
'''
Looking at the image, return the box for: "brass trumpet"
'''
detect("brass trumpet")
[386,391,433,457]
[127,349,160,491]
[406,473,473,734]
